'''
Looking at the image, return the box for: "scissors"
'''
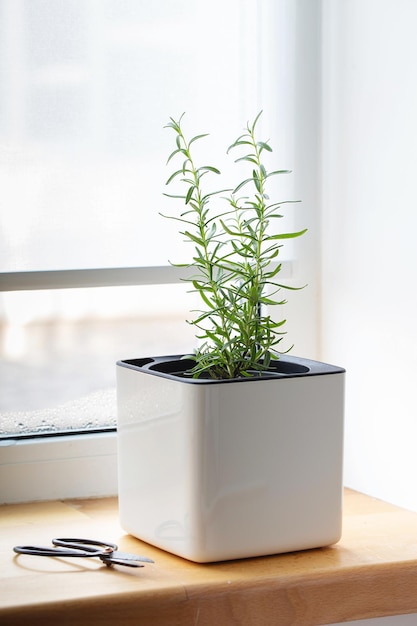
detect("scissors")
[13,537,154,568]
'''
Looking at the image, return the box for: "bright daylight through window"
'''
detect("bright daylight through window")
[0,0,286,438]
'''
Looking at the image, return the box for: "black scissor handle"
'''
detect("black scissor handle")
[52,537,117,554]
[13,538,153,568]
[52,538,151,567]
[13,544,106,558]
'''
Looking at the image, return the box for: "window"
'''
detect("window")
[0,0,265,437]
[0,0,316,502]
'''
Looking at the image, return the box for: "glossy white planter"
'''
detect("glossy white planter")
[116,355,345,563]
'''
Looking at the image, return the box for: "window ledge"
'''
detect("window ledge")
[0,431,118,503]
[1,489,417,625]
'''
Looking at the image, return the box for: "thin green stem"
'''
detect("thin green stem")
[174,124,236,377]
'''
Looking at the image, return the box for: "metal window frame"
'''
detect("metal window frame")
[0,263,291,292]
[0,266,192,291]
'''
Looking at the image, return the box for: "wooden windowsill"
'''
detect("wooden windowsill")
[1,489,417,625]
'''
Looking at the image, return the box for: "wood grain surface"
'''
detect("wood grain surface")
[1,489,417,625]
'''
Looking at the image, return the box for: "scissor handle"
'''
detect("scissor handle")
[52,538,118,554]
[13,538,151,568]
[13,544,106,558]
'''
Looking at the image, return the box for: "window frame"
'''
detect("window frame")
[0,266,194,291]
[0,430,117,503]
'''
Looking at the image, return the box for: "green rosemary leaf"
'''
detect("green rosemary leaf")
[257,141,272,152]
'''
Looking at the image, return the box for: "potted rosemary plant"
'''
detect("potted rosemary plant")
[116,113,345,563]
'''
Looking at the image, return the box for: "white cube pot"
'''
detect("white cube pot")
[116,354,345,563]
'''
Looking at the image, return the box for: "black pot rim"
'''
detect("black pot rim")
[117,354,345,384]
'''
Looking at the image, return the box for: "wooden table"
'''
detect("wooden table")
[1,489,417,625]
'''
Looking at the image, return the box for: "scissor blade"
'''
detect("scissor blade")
[110,550,154,563]
[102,556,145,568]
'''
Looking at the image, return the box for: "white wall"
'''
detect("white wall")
[267,0,323,361]
[320,0,417,511]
